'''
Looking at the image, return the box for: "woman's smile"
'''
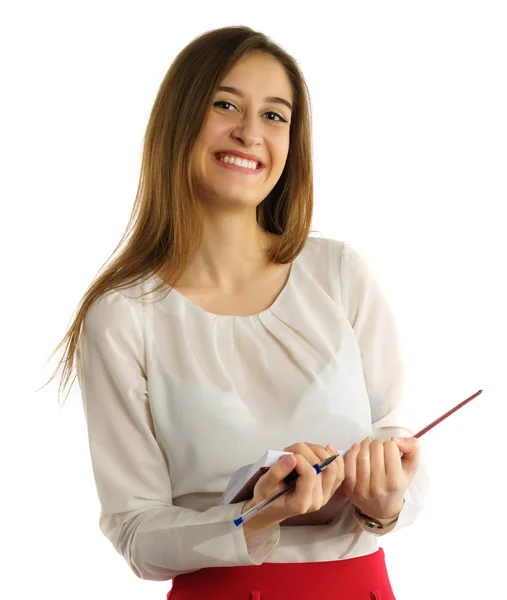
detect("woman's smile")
[211,152,266,175]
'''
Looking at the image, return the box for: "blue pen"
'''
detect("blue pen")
[234,454,340,527]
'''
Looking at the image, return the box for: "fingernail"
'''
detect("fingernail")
[283,455,295,466]
[328,444,339,454]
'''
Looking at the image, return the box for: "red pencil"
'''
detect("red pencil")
[413,389,483,439]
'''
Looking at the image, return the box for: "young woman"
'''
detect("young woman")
[45,26,429,600]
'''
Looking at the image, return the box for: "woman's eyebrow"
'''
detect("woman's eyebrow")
[217,85,293,112]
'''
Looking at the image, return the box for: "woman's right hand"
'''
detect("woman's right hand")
[240,442,345,537]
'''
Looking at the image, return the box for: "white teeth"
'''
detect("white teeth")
[218,154,258,170]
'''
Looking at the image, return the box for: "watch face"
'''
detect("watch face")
[355,507,397,529]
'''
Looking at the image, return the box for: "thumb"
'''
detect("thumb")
[392,437,420,471]
[262,453,297,488]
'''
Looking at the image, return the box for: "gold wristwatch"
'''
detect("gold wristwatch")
[354,506,399,530]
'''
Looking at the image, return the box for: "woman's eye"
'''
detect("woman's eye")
[213,101,287,123]
[214,101,235,111]
[265,111,285,122]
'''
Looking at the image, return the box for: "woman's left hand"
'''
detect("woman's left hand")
[343,436,420,520]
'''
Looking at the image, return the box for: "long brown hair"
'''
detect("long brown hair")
[38,25,314,408]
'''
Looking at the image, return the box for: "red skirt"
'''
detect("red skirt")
[166,547,396,600]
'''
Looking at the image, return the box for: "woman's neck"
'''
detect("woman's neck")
[176,215,278,291]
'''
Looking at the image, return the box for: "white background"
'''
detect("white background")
[2,1,506,598]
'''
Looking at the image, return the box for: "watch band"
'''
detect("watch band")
[354,506,399,530]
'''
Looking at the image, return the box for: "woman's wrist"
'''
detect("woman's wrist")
[241,500,280,540]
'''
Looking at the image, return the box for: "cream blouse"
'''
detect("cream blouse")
[76,236,429,581]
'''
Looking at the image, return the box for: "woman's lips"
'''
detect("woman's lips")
[211,153,265,175]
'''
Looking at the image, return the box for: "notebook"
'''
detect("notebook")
[220,449,350,526]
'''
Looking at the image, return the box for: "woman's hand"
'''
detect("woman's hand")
[281,442,345,516]
[241,442,344,537]
[343,436,420,520]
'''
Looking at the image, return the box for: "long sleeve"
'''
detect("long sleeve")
[75,290,279,581]
[339,242,430,534]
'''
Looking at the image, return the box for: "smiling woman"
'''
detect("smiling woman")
[40,25,428,600]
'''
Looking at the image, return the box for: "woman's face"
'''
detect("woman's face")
[192,52,293,212]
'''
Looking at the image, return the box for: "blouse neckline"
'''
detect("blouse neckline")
[151,245,307,320]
